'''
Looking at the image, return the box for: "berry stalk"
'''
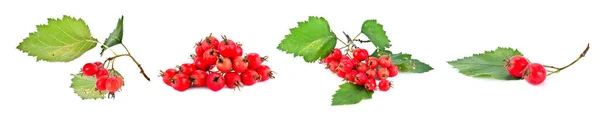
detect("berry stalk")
[98,41,151,81]
[544,43,590,76]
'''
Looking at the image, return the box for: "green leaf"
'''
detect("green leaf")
[16,15,97,62]
[390,53,434,73]
[101,16,124,55]
[447,47,523,80]
[361,20,391,49]
[331,82,374,106]
[370,49,392,58]
[70,73,106,100]
[277,16,337,63]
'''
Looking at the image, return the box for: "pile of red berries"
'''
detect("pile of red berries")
[81,62,123,93]
[321,48,398,91]
[160,35,275,92]
[505,56,546,85]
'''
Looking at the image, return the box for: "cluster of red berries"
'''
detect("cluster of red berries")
[505,56,546,85]
[321,48,398,91]
[160,35,274,92]
[81,62,123,93]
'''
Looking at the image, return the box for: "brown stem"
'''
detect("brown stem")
[121,44,151,81]
[547,43,590,76]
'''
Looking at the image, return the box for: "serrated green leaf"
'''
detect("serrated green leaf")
[361,20,391,49]
[331,82,374,106]
[70,73,106,100]
[447,47,523,80]
[370,49,392,58]
[101,16,124,55]
[391,53,433,73]
[277,16,337,63]
[16,15,97,62]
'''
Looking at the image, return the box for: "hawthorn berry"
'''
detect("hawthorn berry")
[172,73,191,91]
[356,62,368,73]
[232,56,249,73]
[321,56,333,64]
[95,75,108,91]
[206,72,225,91]
[179,63,196,75]
[200,35,219,51]
[352,48,369,61]
[366,57,379,69]
[105,76,123,93]
[161,68,178,86]
[82,63,98,76]
[388,65,399,77]
[379,55,392,68]
[378,79,391,91]
[256,65,274,82]
[218,37,238,58]
[354,72,368,86]
[339,56,350,63]
[364,79,377,91]
[224,72,242,89]
[202,48,219,65]
[190,70,208,87]
[377,68,389,80]
[365,69,377,80]
[195,44,204,59]
[241,70,261,86]
[505,56,530,77]
[93,62,103,66]
[345,70,358,82]
[329,48,342,60]
[195,57,214,71]
[338,60,354,73]
[96,67,109,77]
[523,63,546,85]
[327,60,340,73]
[216,56,233,72]
[336,70,346,78]
[234,45,243,57]
[247,53,265,69]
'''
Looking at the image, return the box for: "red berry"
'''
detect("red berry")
[337,60,354,73]
[246,53,265,69]
[202,48,219,65]
[377,68,390,80]
[224,72,242,89]
[93,62,103,66]
[195,44,204,59]
[329,48,342,60]
[232,56,249,73]
[96,67,109,77]
[345,70,358,82]
[194,57,214,71]
[105,76,123,92]
[179,63,196,75]
[388,66,399,77]
[241,70,261,86]
[523,63,546,85]
[200,35,219,51]
[339,56,350,62]
[82,63,98,76]
[352,48,369,61]
[378,79,391,91]
[172,73,191,92]
[216,56,233,72]
[379,55,392,68]
[321,56,332,64]
[161,68,178,86]
[218,37,238,58]
[190,70,208,87]
[206,72,225,91]
[366,57,379,69]
[505,56,530,77]
[364,79,376,91]
[234,45,243,57]
[95,75,108,91]
[354,72,368,86]
[365,69,377,80]
[336,70,346,78]
[327,60,340,73]
[356,62,368,73]
[256,65,274,82]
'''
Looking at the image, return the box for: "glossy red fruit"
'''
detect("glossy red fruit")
[206,72,225,91]
[202,48,219,65]
[218,37,238,58]
[354,72,368,86]
[352,48,369,61]
[179,63,196,75]
[377,68,390,80]
[321,56,332,64]
[247,53,265,69]
[195,44,204,59]
[366,69,377,80]
[224,72,242,89]
[378,79,391,91]
[329,48,342,60]
[96,67,109,77]
[356,62,368,73]
[82,63,98,76]
[105,76,123,92]
[172,73,191,91]
[232,56,249,73]
[505,56,530,77]
[337,60,354,73]
[194,57,214,71]
[256,65,274,82]
[234,45,243,57]
[336,71,346,78]
[241,70,261,86]
[95,75,108,91]
[345,70,358,82]
[379,55,392,68]
[327,60,340,73]
[200,35,219,51]
[190,70,208,87]
[388,65,399,77]
[364,79,376,91]
[339,56,350,63]
[93,62,103,66]
[523,63,546,85]
[367,57,379,69]
[216,56,233,72]
[161,68,178,86]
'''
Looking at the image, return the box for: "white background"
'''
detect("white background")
[0,0,599,117]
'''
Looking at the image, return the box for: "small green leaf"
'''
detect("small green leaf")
[447,47,523,80]
[370,49,392,58]
[101,16,124,55]
[390,53,434,73]
[277,16,337,63]
[361,20,391,49]
[70,73,106,100]
[16,15,97,62]
[331,82,374,106]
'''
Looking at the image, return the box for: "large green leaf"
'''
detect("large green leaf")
[277,16,337,63]
[101,16,124,55]
[447,47,523,80]
[361,20,391,49]
[70,73,106,100]
[16,15,97,62]
[331,82,374,106]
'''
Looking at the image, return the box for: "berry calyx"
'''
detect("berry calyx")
[523,63,546,85]
[190,70,208,87]
[200,35,219,51]
[82,63,98,76]
[206,72,225,92]
[378,79,391,91]
[172,73,191,91]
[216,56,233,72]
[366,57,379,69]
[364,79,376,91]
[377,68,389,80]
[224,72,243,89]
[160,68,178,86]
[505,56,530,78]
[352,48,369,61]
[256,65,274,82]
